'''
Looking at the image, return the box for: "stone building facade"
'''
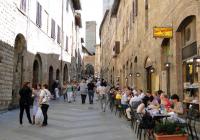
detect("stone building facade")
[95,44,101,78]
[85,21,97,54]
[0,0,83,110]
[100,0,200,109]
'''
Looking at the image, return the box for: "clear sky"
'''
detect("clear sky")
[80,0,103,44]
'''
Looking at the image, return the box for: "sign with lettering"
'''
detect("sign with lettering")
[153,27,173,38]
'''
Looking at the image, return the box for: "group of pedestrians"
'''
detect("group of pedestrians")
[62,81,78,103]
[19,82,51,127]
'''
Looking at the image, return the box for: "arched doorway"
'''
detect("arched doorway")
[134,56,138,88]
[63,64,68,82]
[145,57,153,92]
[161,38,170,95]
[12,34,26,105]
[56,69,60,81]
[48,66,54,91]
[176,15,198,105]
[85,64,94,77]
[129,63,133,87]
[32,54,42,87]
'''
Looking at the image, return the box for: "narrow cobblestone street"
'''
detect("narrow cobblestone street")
[0,95,137,140]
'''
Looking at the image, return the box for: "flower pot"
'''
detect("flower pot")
[154,134,188,140]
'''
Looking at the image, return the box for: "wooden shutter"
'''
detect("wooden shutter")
[20,0,26,12]
[57,26,61,44]
[51,19,55,39]
[66,36,68,51]
[36,2,42,27]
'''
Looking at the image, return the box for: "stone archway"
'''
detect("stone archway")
[32,54,42,87]
[12,33,27,105]
[161,38,170,95]
[56,69,60,81]
[176,15,197,101]
[48,66,54,91]
[63,64,68,82]
[144,57,153,92]
[85,64,94,77]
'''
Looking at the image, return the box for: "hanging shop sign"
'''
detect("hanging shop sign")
[153,27,173,38]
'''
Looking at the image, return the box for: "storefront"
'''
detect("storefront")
[176,15,199,110]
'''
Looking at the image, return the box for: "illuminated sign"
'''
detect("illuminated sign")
[153,27,173,38]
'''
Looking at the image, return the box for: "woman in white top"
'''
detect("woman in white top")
[39,84,51,127]
[32,84,41,124]
[96,82,107,112]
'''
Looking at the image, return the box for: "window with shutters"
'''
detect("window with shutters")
[36,2,42,28]
[135,0,138,16]
[66,0,69,12]
[51,19,55,39]
[57,25,61,44]
[132,1,135,22]
[20,0,26,12]
[66,36,68,52]
[145,0,149,30]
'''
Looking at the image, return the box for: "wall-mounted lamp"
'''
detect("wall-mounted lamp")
[135,72,141,77]
[165,62,171,68]
[150,67,155,73]
[129,73,132,77]
[125,77,128,81]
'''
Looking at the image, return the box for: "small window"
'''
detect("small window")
[36,2,42,28]
[20,0,26,12]
[132,1,135,22]
[135,0,138,16]
[57,25,61,44]
[185,28,191,42]
[51,19,55,39]
[66,36,68,51]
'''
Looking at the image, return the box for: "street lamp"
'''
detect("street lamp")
[150,67,155,73]
[135,72,141,77]
[165,62,171,69]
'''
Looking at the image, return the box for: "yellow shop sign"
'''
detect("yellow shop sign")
[153,27,173,38]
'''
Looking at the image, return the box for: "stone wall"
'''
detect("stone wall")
[0,41,13,110]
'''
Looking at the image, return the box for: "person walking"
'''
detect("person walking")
[39,84,51,127]
[96,82,107,112]
[87,80,95,104]
[19,82,33,126]
[66,82,74,103]
[32,84,41,124]
[62,82,68,102]
[79,80,88,104]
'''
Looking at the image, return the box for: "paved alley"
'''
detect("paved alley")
[0,96,137,140]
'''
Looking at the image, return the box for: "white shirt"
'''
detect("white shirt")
[97,86,106,95]
[129,95,140,105]
[138,92,145,100]
[121,94,128,105]
[40,89,51,105]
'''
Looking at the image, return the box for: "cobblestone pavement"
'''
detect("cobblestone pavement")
[0,96,137,140]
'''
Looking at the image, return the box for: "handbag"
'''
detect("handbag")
[35,107,44,125]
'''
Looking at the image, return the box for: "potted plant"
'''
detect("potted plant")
[154,121,188,140]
